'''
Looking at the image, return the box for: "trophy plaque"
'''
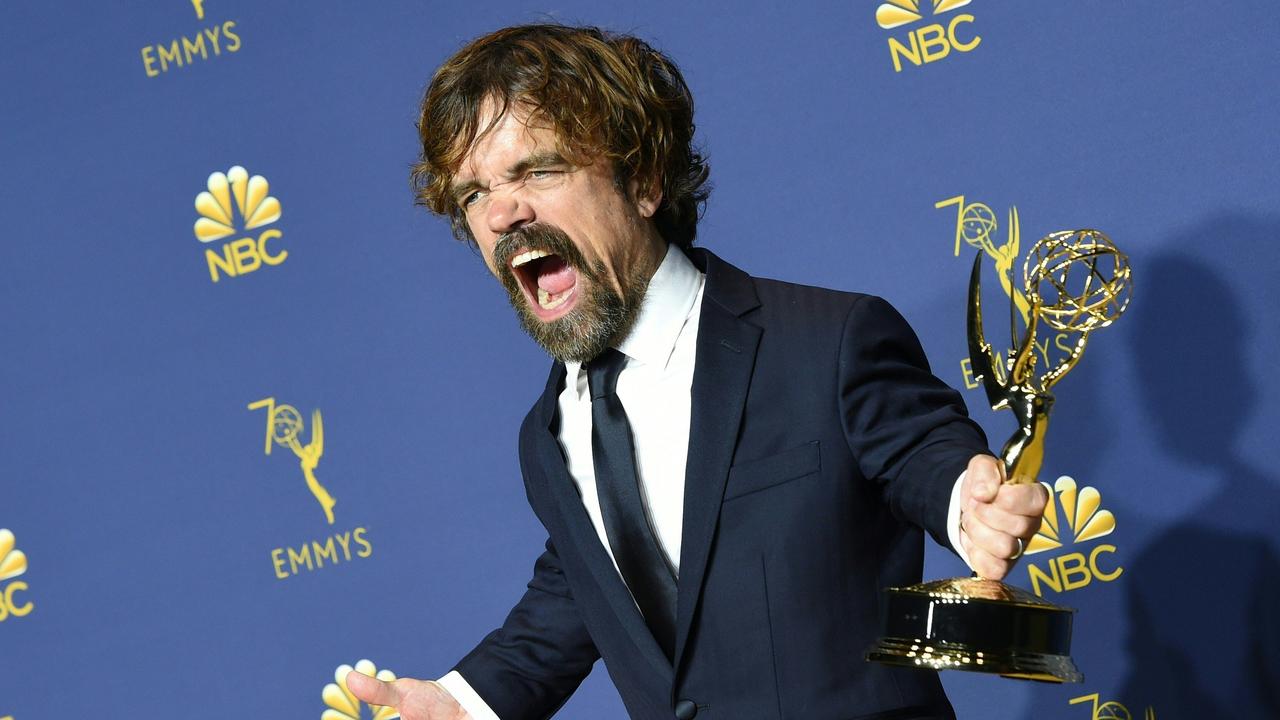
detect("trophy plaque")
[866,229,1132,683]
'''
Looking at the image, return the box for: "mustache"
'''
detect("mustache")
[494,223,589,274]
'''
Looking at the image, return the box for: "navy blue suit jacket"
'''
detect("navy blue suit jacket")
[455,249,989,720]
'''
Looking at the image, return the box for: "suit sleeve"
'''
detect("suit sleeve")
[452,537,600,720]
[837,294,991,551]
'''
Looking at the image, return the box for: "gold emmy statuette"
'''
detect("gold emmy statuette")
[273,405,337,525]
[866,229,1132,683]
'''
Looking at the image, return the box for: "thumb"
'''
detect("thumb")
[346,670,401,707]
[966,454,1003,503]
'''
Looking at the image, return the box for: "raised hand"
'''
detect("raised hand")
[958,454,1049,580]
[345,670,472,720]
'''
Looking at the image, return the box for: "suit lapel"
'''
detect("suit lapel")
[673,250,762,671]
[526,249,763,681]
[532,362,675,681]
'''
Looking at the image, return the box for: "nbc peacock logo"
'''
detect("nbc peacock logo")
[875,0,970,28]
[193,165,287,283]
[0,528,34,622]
[323,660,400,720]
[1024,477,1125,597]
[875,1,981,73]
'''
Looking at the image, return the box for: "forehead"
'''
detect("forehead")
[454,103,559,181]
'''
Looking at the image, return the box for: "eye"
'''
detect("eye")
[528,169,559,181]
[460,190,485,209]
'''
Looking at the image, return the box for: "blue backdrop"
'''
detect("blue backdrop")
[3,1,1278,718]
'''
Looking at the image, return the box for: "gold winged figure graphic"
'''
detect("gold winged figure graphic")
[286,409,335,525]
[251,397,338,525]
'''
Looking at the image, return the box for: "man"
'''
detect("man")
[348,24,1047,720]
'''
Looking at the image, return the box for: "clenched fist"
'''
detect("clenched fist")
[958,454,1049,580]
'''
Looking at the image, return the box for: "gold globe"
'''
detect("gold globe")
[271,404,304,446]
[961,202,998,249]
[1024,229,1132,333]
[1096,701,1133,720]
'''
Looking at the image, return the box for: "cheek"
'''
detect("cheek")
[475,242,501,276]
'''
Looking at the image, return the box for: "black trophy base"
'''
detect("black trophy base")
[865,576,1083,683]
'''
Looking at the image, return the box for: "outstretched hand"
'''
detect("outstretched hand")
[345,670,472,720]
[958,454,1049,580]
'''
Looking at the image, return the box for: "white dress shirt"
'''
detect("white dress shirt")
[440,246,973,719]
[553,243,704,576]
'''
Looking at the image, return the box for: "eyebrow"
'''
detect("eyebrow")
[450,150,569,202]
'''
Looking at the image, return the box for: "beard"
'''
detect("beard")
[493,223,650,363]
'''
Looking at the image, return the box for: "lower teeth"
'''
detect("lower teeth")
[537,287,572,310]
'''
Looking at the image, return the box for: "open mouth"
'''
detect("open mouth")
[510,248,580,321]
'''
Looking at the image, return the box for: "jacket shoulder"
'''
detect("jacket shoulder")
[751,275,871,311]
[747,274,899,338]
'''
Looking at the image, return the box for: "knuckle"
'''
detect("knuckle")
[996,490,1023,511]
[993,535,1013,558]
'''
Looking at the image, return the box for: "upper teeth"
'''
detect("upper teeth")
[512,249,551,268]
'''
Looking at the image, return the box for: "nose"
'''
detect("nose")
[485,185,535,236]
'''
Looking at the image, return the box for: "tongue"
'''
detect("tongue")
[535,257,577,295]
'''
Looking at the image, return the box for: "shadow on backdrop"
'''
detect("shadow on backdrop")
[1010,213,1280,720]
[1112,215,1280,719]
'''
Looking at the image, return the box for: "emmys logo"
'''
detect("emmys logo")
[1024,477,1123,597]
[194,166,287,283]
[0,529,34,622]
[876,0,980,73]
[1070,692,1156,720]
[937,195,1078,389]
[140,1,241,78]
[323,660,400,720]
[249,397,334,523]
[249,398,374,580]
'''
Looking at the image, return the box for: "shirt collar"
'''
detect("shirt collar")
[564,244,704,380]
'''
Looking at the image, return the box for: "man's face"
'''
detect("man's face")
[450,105,667,362]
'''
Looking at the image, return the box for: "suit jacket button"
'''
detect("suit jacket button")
[674,699,698,719]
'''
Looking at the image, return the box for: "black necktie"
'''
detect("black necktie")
[588,348,678,661]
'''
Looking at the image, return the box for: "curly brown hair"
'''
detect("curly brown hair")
[411,23,710,249]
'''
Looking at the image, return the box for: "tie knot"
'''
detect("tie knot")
[587,347,628,399]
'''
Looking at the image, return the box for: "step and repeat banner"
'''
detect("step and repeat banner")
[2,1,1278,718]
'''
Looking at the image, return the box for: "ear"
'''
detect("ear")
[627,176,663,219]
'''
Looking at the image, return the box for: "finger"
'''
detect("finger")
[969,500,1043,539]
[962,510,1022,562]
[960,519,1014,580]
[969,545,1014,581]
[992,482,1050,517]
[346,670,402,707]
